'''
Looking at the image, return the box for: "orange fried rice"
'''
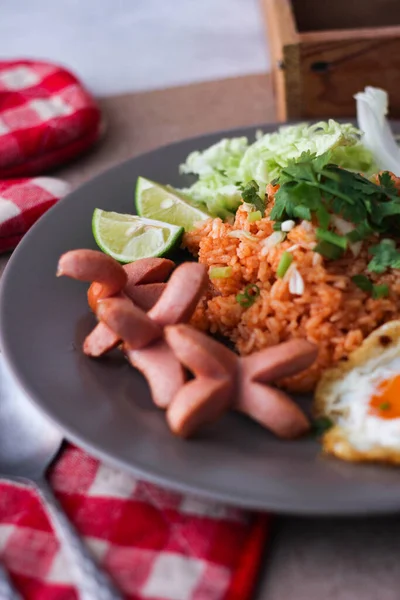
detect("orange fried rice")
[183,189,400,392]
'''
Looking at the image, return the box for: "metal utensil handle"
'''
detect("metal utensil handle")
[37,478,123,600]
[0,562,22,600]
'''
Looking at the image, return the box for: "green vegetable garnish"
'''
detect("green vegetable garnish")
[311,416,334,437]
[276,252,293,278]
[372,283,390,299]
[314,241,344,260]
[236,284,261,308]
[316,228,348,249]
[209,266,233,279]
[178,121,376,219]
[379,401,391,411]
[351,275,390,298]
[351,274,373,292]
[270,151,400,268]
[241,180,265,213]
[273,222,283,231]
[248,210,262,223]
[368,239,400,274]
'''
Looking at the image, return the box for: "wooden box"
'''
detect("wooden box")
[262,0,400,120]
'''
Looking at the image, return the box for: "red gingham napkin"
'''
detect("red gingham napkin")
[0,177,71,253]
[0,59,102,178]
[0,446,270,599]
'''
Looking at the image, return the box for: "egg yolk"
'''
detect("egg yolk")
[369,374,400,419]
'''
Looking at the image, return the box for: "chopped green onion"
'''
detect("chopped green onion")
[311,416,333,437]
[236,293,251,307]
[244,283,260,299]
[273,222,282,231]
[372,283,390,299]
[277,252,293,278]
[209,266,232,279]
[316,228,348,249]
[351,274,373,292]
[236,284,260,308]
[379,401,391,411]
[314,241,345,260]
[248,210,262,223]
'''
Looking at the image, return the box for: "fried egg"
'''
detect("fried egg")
[314,321,400,464]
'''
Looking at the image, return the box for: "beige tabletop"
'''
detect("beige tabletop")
[1,74,400,600]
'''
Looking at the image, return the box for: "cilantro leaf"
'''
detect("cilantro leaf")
[346,221,374,243]
[379,171,397,193]
[372,283,390,299]
[272,154,400,266]
[241,180,265,213]
[368,239,400,273]
[311,416,334,437]
[352,275,390,298]
[293,205,312,221]
[351,274,373,292]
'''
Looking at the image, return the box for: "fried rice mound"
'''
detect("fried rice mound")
[183,185,400,392]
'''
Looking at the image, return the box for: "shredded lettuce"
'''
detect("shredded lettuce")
[178,120,377,218]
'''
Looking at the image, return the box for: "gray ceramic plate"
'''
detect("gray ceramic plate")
[2,123,400,516]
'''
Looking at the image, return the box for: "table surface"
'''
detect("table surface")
[0,0,269,96]
[1,73,400,600]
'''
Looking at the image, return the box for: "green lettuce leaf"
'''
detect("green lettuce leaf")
[178,120,378,218]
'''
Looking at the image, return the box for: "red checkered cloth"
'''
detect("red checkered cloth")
[0,59,102,178]
[0,446,270,599]
[0,177,71,252]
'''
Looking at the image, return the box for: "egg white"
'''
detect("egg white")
[326,357,400,451]
[314,321,400,464]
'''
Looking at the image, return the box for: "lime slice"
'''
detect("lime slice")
[135,177,210,232]
[92,209,184,263]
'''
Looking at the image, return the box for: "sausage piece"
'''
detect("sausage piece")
[148,263,208,326]
[126,340,186,408]
[123,258,174,287]
[86,257,173,312]
[241,339,318,383]
[165,324,311,439]
[165,324,236,437]
[237,382,310,438]
[83,322,120,357]
[97,297,162,350]
[126,283,166,311]
[164,324,236,378]
[57,249,127,299]
[167,377,232,438]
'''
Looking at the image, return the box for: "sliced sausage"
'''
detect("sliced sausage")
[241,339,318,384]
[57,249,127,299]
[237,381,310,439]
[125,283,166,311]
[97,296,162,350]
[123,257,175,287]
[148,263,208,326]
[87,282,103,313]
[126,340,186,408]
[83,321,120,357]
[164,324,236,378]
[87,257,174,312]
[167,377,232,438]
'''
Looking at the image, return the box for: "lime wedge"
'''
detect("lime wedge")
[92,209,184,263]
[135,177,210,232]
